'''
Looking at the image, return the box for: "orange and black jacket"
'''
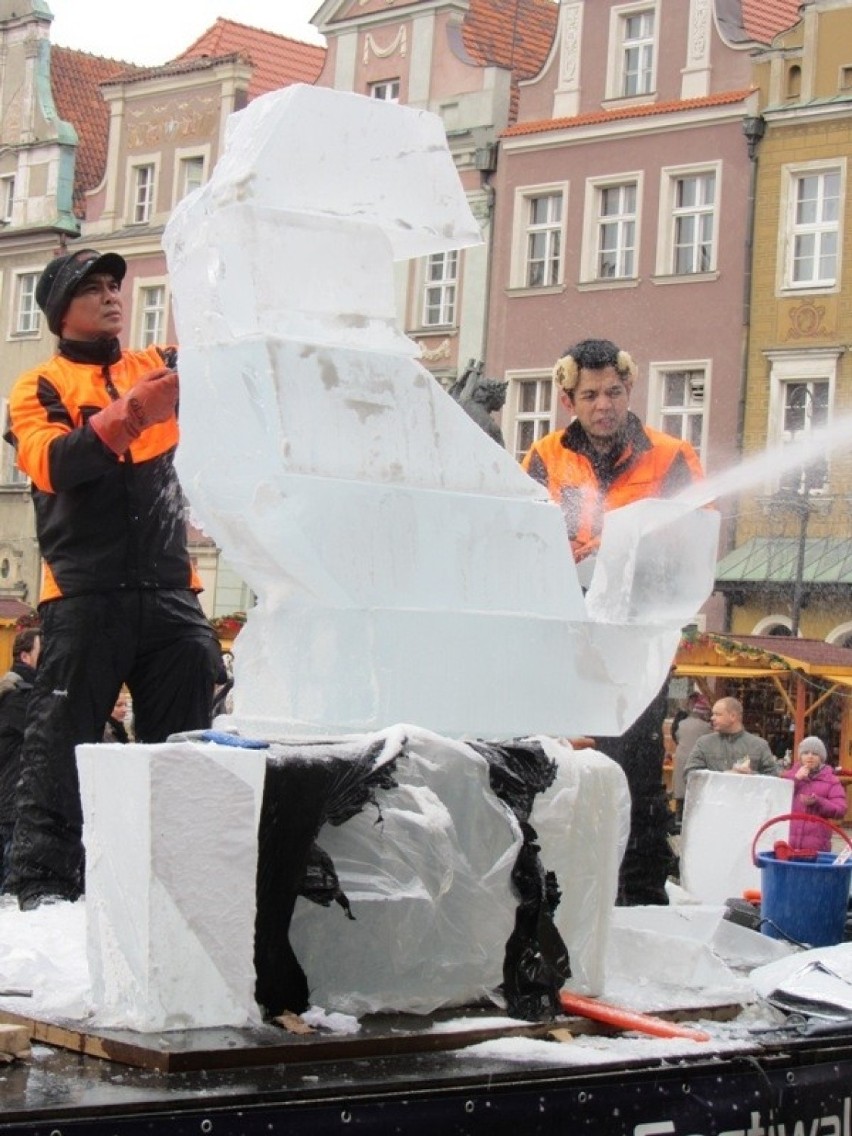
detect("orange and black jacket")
[522,411,704,563]
[7,338,201,605]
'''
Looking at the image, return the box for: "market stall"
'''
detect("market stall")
[672,632,852,818]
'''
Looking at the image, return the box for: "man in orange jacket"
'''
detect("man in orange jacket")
[523,338,704,904]
[4,248,221,911]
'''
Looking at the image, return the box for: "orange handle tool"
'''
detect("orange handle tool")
[559,991,711,1042]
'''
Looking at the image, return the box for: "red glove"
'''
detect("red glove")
[90,368,178,455]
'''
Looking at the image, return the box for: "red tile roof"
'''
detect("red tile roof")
[502,87,755,138]
[177,18,326,99]
[50,47,144,218]
[742,0,802,43]
[463,0,559,120]
[0,598,36,623]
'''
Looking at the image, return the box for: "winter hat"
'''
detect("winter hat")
[36,249,127,336]
[798,736,827,762]
[692,696,711,718]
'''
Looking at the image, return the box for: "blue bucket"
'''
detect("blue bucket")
[752,813,852,947]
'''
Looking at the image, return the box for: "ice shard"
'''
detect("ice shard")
[163,84,719,740]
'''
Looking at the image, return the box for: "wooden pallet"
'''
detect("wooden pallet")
[0,1006,568,1073]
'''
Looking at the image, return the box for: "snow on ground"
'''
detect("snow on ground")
[0,893,842,1070]
[0,896,90,1020]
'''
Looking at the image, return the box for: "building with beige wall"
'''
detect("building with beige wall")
[0,2,324,616]
[716,0,852,644]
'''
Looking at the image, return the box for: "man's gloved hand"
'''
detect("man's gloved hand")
[89,368,178,455]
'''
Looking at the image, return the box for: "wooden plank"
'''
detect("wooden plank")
[0,1007,559,1073]
[0,1002,744,1074]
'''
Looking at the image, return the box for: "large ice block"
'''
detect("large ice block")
[531,739,630,995]
[164,84,718,740]
[287,730,628,1015]
[287,730,522,1015]
[77,741,266,1031]
[585,499,721,626]
[680,770,793,904]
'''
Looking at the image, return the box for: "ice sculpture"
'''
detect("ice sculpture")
[163,84,719,741]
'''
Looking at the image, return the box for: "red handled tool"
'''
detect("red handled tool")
[559,991,711,1042]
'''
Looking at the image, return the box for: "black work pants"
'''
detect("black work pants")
[6,589,220,904]
[596,684,675,906]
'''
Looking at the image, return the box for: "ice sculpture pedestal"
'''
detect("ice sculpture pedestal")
[77,741,267,1032]
[78,730,628,1030]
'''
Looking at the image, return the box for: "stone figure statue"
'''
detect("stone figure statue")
[449,359,508,447]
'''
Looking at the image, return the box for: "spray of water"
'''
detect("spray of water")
[674,416,851,512]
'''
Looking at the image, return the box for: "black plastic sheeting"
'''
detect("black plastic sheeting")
[253,734,571,1021]
[254,734,400,1017]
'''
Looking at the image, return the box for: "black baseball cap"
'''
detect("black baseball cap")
[36,249,127,336]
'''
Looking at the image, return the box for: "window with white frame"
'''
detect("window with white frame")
[767,351,839,494]
[422,251,458,327]
[525,192,563,287]
[608,5,656,100]
[137,284,166,347]
[594,181,637,279]
[1,175,14,224]
[670,170,717,275]
[783,165,842,289]
[370,79,400,102]
[13,272,40,335]
[778,379,830,493]
[130,163,155,224]
[178,155,204,200]
[509,374,555,462]
[1,401,27,486]
[650,365,707,459]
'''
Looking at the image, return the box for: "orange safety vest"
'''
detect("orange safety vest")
[8,343,202,603]
[522,413,704,563]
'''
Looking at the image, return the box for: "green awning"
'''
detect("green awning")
[715,538,852,584]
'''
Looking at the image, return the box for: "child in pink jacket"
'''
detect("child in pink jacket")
[784,736,848,853]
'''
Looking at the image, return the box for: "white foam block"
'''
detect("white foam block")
[680,770,793,904]
[77,741,267,1031]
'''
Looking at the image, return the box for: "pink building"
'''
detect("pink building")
[486,0,799,501]
[313,0,558,385]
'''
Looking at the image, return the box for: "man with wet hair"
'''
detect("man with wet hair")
[522,337,704,905]
[4,248,220,911]
[524,337,703,564]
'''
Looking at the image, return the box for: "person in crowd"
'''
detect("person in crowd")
[522,337,704,905]
[211,651,234,721]
[671,690,702,747]
[4,247,221,911]
[683,696,778,779]
[0,628,42,892]
[784,735,847,853]
[672,693,712,822]
[103,692,132,744]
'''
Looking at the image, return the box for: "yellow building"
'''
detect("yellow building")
[716,0,852,646]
